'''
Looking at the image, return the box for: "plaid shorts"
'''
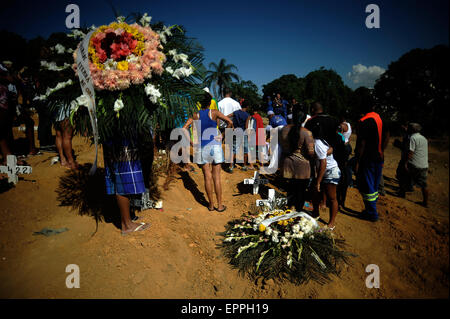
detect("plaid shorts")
[105,160,146,195]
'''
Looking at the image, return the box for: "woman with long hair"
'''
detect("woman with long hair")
[279,110,315,211]
[183,92,233,212]
[310,124,341,230]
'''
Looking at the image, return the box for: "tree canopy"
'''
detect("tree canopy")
[230,80,262,109]
[204,58,240,99]
[374,45,450,136]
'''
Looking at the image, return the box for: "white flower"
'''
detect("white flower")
[144,84,162,104]
[67,29,85,39]
[281,236,288,244]
[114,98,124,112]
[264,228,273,236]
[116,16,126,22]
[271,235,279,243]
[139,13,152,26]
[126,54,139,63]
[162,25,172,37]
[70,100,78,112]
[168,49,177,56]
[40,60,71,71]
[172,66,193,79]
[158,32,167,44]
[33,79,73,101]
[173,53,189,64]
[76,95,89,106]
[54,44,65,54]
[287,252,293,267]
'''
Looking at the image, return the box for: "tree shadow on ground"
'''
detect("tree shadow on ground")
[178,171,209,208]
[55,164,122,232]
[0,179,14,194]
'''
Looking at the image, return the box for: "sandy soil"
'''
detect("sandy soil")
[0,126,448,299]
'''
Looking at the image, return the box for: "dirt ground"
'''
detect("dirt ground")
[0,126,448,299]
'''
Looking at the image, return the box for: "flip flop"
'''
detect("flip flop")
[121,222,149,235]
[215,205,227,212]
[208,206,215,211]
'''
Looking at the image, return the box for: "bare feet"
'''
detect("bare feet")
[121,222,150,235]
[68,161,80,170]
[60,160,71,169]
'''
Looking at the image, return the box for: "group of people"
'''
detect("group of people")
[0,61,78,169]
[1,65,431,234]
[177,89,430,234]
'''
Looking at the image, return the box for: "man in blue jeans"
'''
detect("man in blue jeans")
[354,100,388,222]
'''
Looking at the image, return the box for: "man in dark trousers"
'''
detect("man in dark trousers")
[354,97,388,222]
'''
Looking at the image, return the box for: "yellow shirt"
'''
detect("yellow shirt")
[196,98,218,110]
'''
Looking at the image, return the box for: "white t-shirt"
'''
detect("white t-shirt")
[218,97,241,127]
[409,133,428,168]
[315,139,338,169]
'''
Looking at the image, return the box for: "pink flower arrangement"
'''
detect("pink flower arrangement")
[73,22,166,91]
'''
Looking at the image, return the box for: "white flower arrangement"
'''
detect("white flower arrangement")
[220,207,351,285]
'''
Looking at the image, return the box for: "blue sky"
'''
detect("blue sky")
[0,0,448,92]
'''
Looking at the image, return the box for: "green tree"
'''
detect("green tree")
[230,80,262,109]
[204,58,240,99]
[262,74,305,102]
[303,67,351,116]
[374,45,450,136]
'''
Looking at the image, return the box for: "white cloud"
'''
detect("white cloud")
[347,64,385,88]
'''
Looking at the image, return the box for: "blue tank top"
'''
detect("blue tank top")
[198,109,219,147]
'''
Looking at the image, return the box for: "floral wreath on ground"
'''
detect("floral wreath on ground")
[219,203,355,285]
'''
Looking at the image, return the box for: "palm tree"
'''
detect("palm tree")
[204,58,240,99]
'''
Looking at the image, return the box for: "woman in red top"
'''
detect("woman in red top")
[245,106,265,170]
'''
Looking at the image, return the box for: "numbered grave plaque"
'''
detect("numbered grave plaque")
[243,171,268,195]
[0,155,32,184]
